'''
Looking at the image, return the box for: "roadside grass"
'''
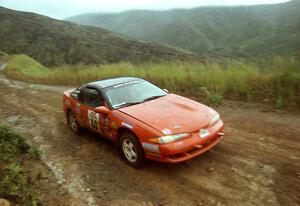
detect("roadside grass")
[4,54,300,108]
[0,51,8,57]
[0,123,40,206]
[0,51,8,64]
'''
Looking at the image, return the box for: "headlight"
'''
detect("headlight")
[199,129,210,138]
[210,113,220,126]
[149,133,190,144]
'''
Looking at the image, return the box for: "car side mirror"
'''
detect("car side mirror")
[163,89,169,93]
[95,106,110,114]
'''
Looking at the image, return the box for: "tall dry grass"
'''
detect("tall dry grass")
[4,54,300,108]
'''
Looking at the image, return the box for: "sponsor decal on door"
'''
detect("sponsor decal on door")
[88,110,100,130]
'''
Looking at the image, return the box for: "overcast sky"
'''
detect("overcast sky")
[0,0,290,19]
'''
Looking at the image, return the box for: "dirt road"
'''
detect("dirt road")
[0,73,299,206]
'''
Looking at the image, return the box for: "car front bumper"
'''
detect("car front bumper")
[144,120,224,163]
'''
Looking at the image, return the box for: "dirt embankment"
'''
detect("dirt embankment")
[0,73,299,206]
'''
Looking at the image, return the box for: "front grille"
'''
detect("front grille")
[169,153,185,160]
[169,136,218,160]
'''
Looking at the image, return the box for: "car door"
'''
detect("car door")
[83,87,107,134]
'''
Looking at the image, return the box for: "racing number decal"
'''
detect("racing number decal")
[88,110,99,130]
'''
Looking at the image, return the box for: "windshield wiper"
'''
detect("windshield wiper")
[115,101,142,109]
[115,95,166,108]
[142,95,166,102]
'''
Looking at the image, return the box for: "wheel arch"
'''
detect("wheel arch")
[66,108,73,124]
[116,127,141,149]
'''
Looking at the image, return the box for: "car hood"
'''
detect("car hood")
[119,94,216,135]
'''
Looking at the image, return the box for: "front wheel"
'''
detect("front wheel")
[67,110,81,134]
[120,132,145,168]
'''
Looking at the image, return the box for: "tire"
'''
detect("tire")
[120,131,145,168]
[67,110,81,134]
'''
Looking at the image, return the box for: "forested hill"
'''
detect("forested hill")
[67,0,300,58]
[0,7,190,66]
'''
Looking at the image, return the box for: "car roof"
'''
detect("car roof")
[87,77,142,89]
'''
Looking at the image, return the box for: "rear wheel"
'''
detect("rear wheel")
[67,110,80,134]
[120,132,145,168]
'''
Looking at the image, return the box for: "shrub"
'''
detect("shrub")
[0,123,40,205]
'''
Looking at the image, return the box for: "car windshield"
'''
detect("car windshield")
[105,80,167,109]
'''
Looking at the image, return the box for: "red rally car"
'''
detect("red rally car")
[63,77,225,168]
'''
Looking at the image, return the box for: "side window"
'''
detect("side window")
[84,88,104,108]
[78,87,85,103]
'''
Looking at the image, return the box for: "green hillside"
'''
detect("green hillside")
[66,0,300,58]
[0,7,190,66]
